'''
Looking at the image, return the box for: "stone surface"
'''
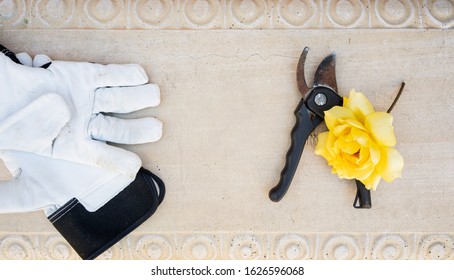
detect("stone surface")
[0,1,454,260]
[1,0,454,29]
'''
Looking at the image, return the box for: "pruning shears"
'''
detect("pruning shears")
[269,47,372,208]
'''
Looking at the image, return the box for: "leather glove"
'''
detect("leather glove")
[0,45,163,212]
[0,45,166,259]
[0,46,162,179]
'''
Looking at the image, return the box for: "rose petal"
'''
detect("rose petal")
[376,147,404,182]
[361,172,382,191]
[354,162,375,181]
[333,124,350,137]
[335,137,360,154]
[324,106,355,131]
[331,152,374,180]
[343,96,349,105]
[327,132,339,158]
[358,146,370,165]
[368,140,381,165]
[365,112,396,147]
[341,118,366,131]
[351,127,370,146]
[315,131,331,160]
[343,152,358,165]
[344,89,375,123]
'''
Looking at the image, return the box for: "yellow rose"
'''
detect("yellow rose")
[315,89,404,190]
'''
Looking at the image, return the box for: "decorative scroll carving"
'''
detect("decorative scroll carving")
[1,0,452,29]
[1,232,453,260]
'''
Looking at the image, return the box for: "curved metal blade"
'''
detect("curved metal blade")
[296,47,310,97]
[313,52,338,92]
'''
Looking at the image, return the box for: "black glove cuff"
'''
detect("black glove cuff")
[48,168,165,260]
[0,44,21,64]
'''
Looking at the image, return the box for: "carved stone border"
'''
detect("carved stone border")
[0,0,453,30]
[1,232,453,260]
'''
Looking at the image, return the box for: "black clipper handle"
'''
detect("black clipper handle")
[269,100,317,202]
[353,180,371,209]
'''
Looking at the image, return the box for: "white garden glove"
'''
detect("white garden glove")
[0,50,162,179]
[0,150,135,215]
[0,46,163,214]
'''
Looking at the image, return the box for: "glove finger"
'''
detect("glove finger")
[93,83,160,114]
[0,154,18,180]
[16,52,32,66]
[89,114,162,144]
[0,151,58,213]
[33,54,52,68]
[93,63,149,88]
[83,141,142,179]
[0,177,37,213]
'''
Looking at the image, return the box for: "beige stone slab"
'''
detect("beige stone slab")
[0,29,453,259]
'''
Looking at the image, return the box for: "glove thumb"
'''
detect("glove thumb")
[0,94,70,155]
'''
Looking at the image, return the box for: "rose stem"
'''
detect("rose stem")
[387,82,405,113]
